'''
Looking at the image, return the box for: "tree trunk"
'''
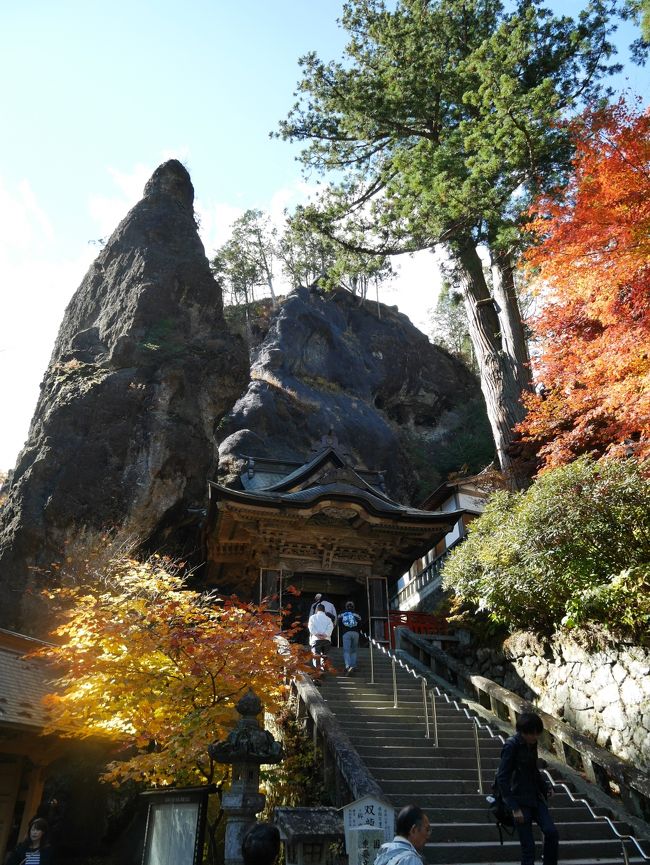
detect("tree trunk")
[265,272,277,307]
[255,228,277,308]
[490,249,531,393]
[450,239,529,486]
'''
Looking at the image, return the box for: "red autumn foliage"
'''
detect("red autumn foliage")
[519,100,650,469]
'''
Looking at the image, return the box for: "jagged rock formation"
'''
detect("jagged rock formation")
[0,161,493,634]
[0,160,248,632]
[218,286,492,504]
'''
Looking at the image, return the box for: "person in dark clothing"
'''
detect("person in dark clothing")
[242,822,281,865]
[7,817,54,865]
[496,712,558,865]
[338,600,362,674]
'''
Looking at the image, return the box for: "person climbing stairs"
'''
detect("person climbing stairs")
[314,646,647,864]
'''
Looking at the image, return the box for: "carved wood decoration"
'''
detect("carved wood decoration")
[205,446,461,597]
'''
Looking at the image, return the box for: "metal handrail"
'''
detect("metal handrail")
[473,722,484,794]
[361,630,439,746]
[359,632,650,861]
[430,691,439,748]
[421,677,430,739]
[449,696,650,862]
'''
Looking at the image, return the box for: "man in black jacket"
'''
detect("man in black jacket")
[496,712,558,865]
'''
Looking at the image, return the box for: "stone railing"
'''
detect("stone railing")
[395,628,650,825]
[291,675,384,806]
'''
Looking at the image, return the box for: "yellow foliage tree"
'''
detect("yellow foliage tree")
[36,554,310,788]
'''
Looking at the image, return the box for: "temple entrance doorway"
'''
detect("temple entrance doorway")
[259,569,390,648]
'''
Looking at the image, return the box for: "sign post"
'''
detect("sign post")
[342,795,395,865]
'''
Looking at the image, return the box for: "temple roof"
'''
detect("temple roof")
[205,434,462,592]
[239,438,388,496]
[0,629,53,731]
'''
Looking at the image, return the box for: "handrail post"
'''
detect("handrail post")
[473,721,484,793]
[621,840,630,865]
[421,678,430,739]
[392,657,398,708]
[369,634,375,685]
[430,691,438,747]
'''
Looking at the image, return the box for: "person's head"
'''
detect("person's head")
[242,822,281,865]
[28,818,49,848]
[316,603,325,612]
[396,805,430,851]
[345,601,355,610]
[314,593,322,602]
[516,712,544,744]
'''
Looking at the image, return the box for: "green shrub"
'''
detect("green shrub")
[442,456,650,635]
[562,565,650,644]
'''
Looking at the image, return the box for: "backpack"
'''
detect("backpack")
[340,611,358,628]
[487,775,515,844]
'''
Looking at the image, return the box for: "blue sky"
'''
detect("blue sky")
[0,0,647,470]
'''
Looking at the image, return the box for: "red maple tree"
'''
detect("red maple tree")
[519,100,650,468]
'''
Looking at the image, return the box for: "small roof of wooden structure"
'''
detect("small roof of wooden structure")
[419,471,491,512]
[0,629,53,731]
[205,439,462,593]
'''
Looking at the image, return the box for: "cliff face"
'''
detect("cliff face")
[217,287,492,504]
[0,161,493,634]
[0,161,248,631]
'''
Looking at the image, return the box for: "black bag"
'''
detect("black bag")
[486,776,515,844]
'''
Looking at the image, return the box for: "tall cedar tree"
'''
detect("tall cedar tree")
[36,555,311,788]
[278,0,621,482]
[520,102,650,467]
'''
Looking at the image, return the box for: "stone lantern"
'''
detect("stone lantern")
[208,689,283,865]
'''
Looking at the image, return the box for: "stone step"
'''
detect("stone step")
[324,690,453,704]
[426,860,645,865]
[353,740,502,751]
[340,727,503,747]
[427,819,629,843]
[422,838,642,864]
[361,756,501,770]
[335,718,499,733]
[378,778,518,795]
[337,729,498,743]
[328,678,433,690]
[390,805,598,823]
[351,745,501,758]
[323,695,461,709]
[343,735,498,751]
[330,709,493,723]
[316,651,649,865]
[322,701,477,718]
[369,767,500,781]
[385,793,581,810]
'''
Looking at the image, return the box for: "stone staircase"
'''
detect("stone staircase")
[316,647,647,864]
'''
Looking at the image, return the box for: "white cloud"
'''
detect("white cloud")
[196,200,246,255]
[87,150,198,240]
[88,162,153,238]
[0,179,96,468]
[388,248,445,333]
[195,178,320,256]
[0,178,54,257]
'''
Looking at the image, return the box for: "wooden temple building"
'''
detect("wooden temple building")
[205,433,463,641]
[0,629,64,860]
[0,433,468,860]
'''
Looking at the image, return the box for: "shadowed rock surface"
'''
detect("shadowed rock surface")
[0,160,248,632]
[0,164,492,635]
[218,286,492,503]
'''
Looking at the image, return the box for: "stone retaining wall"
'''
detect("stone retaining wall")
[452,632,650,768]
